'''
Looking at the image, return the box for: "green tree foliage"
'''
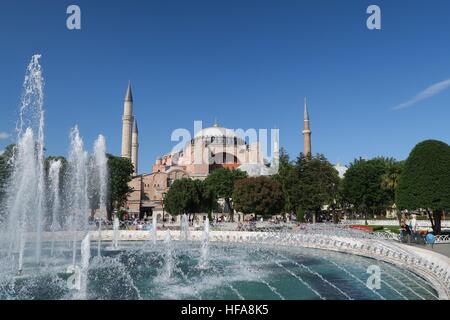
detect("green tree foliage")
[380,159,404,206]
[396,140,450,234]
[293,153,340,222]
[164,179,194,215]
[164,178,215,221]
[107,154,134,219]
[193,179,216,215]
[204,168,247,221]
[296,207,305,222]
[273,148,297,213]
[340,158,392,222]
[275,152,339,222]
[232,176,284,219]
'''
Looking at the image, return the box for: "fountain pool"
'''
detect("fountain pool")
[0,240,439,300]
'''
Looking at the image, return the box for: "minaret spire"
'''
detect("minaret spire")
[121,81,134,159]
[272,127,280,170]
[125,80,133,102]
[302,97,312,157]
[304,97,309,121]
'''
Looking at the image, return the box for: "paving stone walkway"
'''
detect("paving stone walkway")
[409,243,450,258]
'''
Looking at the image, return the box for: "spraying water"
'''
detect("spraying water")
[48,159,62,256]
[199,217,210,268]
[113,217,120,249]
[93,135,108,220]
[97,219,102,256]
[180,214,189,241]
[4,54,46,269]
[161,231,174,280]
[68,126,89,267]
[152,214,157,244]
[78,233,91,299]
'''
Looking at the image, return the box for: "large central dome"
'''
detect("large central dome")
[194,123,238,139]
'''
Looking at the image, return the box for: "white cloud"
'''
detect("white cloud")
[394,78,450,110]
[0,132,10,140]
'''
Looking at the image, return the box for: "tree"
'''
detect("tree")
[274,152,340,223]
[293,153,340,223]
[273,148,297,215]
[164,179,195,216]
[341,158,391,224]
[380,159,404,204]
[396,140,450,234]
[164,178,215,223]
[232,176,284,220]
[194,179,217,220]
[107,154,134,220]
[204,168,247,221]
[380,159,404,223]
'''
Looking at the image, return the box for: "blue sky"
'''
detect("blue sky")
[0,0,449,174]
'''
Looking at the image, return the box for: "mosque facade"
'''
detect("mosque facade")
[119,83,345,220]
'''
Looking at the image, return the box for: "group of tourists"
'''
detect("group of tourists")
[400,214,436,246]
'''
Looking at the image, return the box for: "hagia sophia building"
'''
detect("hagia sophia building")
[119,82,346,220]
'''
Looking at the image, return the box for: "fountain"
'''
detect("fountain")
[0,54,110,290]
[4,55,46,269]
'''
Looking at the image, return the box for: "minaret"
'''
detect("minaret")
[272,127,280,169]
[302,97,312,157]
[121,81,134,159]
[131,119,139,175]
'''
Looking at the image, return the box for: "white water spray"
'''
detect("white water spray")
[199,218,210,268]
[113,217,120,249]
[79,233,90,299]
[97,220,102,256]
[4,54,46,269]
[93,135,108,220]
[162,231,174,280]
[68,126,89,267]
[48,159,62,256]
[180,214,189,241]
[152,214,157,244]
